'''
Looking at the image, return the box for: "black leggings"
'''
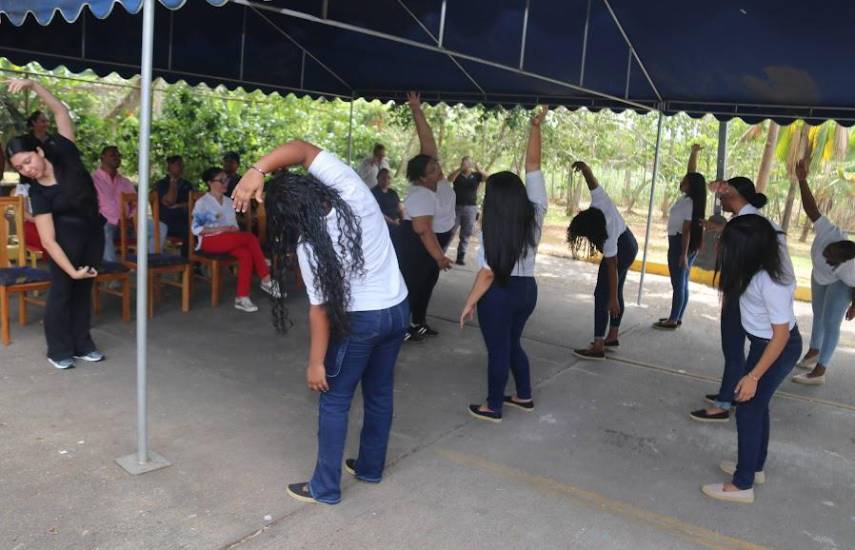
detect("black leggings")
[399,221,451,325]
[45,217,105,360]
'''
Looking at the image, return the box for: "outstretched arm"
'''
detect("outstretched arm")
[7,79,75,142]
[407,91,439,159]
[687,143,701,174]
[796,159,821,223]
[572,161,599,191]
[232,139,321,212]
[525,106,548,173]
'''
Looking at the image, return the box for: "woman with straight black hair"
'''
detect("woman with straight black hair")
[398,91,455,342]
[4,79,105,370]
[460,107,548,423]
[701,214,801,504]
[568,162,638,360]
[232,139,408,505]
[654,144,706,330]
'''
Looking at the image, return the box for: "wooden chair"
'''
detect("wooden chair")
[119,192,191,317]
[187,191,238,307]
[150,190,185,255]
[0,196,51,345]
[92,263,131,323]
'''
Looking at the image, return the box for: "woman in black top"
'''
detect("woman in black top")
[5,79,106,370]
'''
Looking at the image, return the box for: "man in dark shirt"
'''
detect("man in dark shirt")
[223,151,241,197]
[449,156,484,265]
[155,155,194,257]
[370,168,403,251]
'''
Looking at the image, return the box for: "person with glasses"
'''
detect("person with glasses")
[191,167,280,312]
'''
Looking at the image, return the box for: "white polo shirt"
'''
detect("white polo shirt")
[590,186,626,258]
[740,270,796,339]
[667,196,693,236]
[811,216,848,285]
[403,179,457,233]
[297,151,408,311]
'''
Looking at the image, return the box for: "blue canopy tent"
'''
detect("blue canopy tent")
[3,0,854,473]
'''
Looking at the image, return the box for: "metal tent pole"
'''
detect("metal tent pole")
[714,120,728,215]
[116,0,171,475]
[636,111,664,306]
[346,97,355,164]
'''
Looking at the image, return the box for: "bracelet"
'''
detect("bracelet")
[249,165,268,176]
[747,372,760,382]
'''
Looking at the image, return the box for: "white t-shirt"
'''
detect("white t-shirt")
[297,151,407,311]
[589,186,627,258]
[811,216,848,285]
[739,270,796,339]
[190,192,239,250]
[667,196,693,236]
[402,179,456,233]
[734,204,795,283]
[357,156,390,189]
[833,259,855,287]
[476,170,548,277]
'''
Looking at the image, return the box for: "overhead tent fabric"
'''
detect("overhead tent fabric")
[3,0,855,125]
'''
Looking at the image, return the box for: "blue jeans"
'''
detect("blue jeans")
[666,234,697,322]
[733,326,802,489]
[477,277,538,412]
[715,299,745,410]
[308,300,409,504]
[103,219,167,262]
[809,277,851,367]
[594,229,638,337]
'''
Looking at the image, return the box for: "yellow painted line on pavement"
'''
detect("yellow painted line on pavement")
[436,448,769,550]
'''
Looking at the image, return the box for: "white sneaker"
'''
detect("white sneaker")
[74,351,105,362]
[792,372,826,385]
[701,483,755,504]
[719,460,765,484]
[260,279,284,299]
[234,297,258,312]
[48,357,75,370]
[796,355,818,370]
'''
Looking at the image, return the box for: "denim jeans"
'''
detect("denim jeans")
[477,276,538,412]
[594,229,638,337]
[733,326,802,489]
[666,234,697,322]
[103,219,167,262]
[309,299,409,504]
[715,299,746,410]
[452,205,479,260]
[809,277,851,367]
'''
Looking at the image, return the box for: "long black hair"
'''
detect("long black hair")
[265,172,365,339]
[567,208,607,258]
[684,172,707,254]
[5,134,100,222]
[481,171,537,285]
[714,214,784,305]
[728,176,768,209]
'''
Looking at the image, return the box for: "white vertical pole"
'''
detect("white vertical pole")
[714,120,728,215]
[346,98,355,164]
[116,0,170,474]
[636,111,664,305]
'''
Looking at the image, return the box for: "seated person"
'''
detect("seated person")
[192,167,281,312]
[155,154,193,257]
[91,145,167,262]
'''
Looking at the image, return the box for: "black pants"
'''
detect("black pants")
[45,217,105,361]
[399,222,451,325]
[159,208,189,257]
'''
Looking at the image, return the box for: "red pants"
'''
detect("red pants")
[201,231,269,297]
[24,220,44,251]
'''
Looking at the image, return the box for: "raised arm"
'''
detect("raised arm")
[795,159,821,223]
[572,161,599,191]
[525,106,548,173]
[407,91,439,159]
[7,79,75,142]
[232,140,321,212]
[687,143,701,174]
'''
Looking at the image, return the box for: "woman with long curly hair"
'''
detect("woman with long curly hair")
[653,144,707,330]
[232,139,408,506]
[567,161,638,360]
[701,214,801,504]
[459,107,548,423]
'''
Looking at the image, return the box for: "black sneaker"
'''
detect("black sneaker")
[455,257,466,266]
[573,348,605,361]
[689,408,730,423]
[404,327,425,343]
[286,482,317,503]
[467,404,502,423]
[504,396,535,412]
[416,324,439,337]
[344,458,357,477]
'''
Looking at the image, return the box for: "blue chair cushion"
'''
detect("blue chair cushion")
[99,261,130,274]
[127,254,189,267]
[0,266,51,286]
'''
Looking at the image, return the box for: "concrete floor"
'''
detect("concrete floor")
[2,251,854,550]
